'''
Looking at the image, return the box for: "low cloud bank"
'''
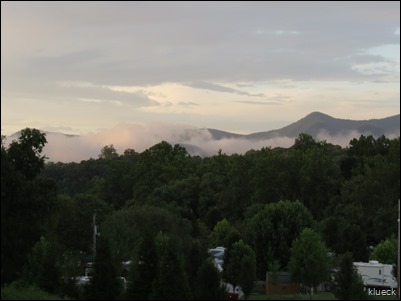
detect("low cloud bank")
[4,123,399,163]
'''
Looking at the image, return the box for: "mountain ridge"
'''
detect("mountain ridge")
[5,112,399,162]
[7,111,400,141]
[207,112,400,141]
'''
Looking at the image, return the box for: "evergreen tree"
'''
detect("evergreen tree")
[223,240,256,300]
[23,236,60,294]
[126,234,158,300]
[86,236,121,300]
[187,238,208,293]
[151,232,191,300]
[194,258,226,300]
[333,252,366,300]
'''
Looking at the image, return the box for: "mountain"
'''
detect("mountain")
[207,112,400,141]
[8,130,79,140]
[206,128,245,140]
[5,112,399,162]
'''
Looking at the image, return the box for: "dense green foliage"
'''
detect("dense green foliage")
[194,259,227,300]
[333,252,366,300]
[369,238,398,264]
[151,232,192,300]
[23,236,61,294]
[1,131,399,299]
[1,129,56,284]
[247,200,314,278]
[288,228,331,298]
[223,240,257,299]
[125,233,158,300]
[85,236,122,300]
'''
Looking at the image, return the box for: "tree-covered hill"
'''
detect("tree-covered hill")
[2,130,399,299]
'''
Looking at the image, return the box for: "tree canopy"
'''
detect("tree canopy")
[288,228,330,298]
[2,131,399,299]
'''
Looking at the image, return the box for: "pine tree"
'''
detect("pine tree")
[23,236,60,293]
[194,258,226,300]
[86,236,121,300]
[151,233,191,300]
[223,240,256,300]
[126,235,158,300]
[333,252,366,300]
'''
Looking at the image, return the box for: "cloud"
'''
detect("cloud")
[274,30,299,35]
[5,121,397,163]
[57,81,158,107]
[78,98,122,106]
[234,100,284,106]
[316,128,400,147]
[3,1,399,87]
[186,81,265,97]
[2,2,399,137]
[38,124,296,162]
[177,101,200,107]
[234,95,290,106]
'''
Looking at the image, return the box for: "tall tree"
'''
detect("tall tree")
[151,232,191,300]
[246,200,314,279]
[1,128,55,284]
[23,236,61,294]
[194,258,227,300]
[86,236,121,300]
[333,252,366,300]
[187,238,208,293]
[7,128,47,180]
[125,234,158,300]
[223,240,256,300]
[288,228,330,300]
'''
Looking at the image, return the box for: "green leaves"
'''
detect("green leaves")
[7,128,47,180]
[223,240,256,299]
[333,252,366,300]
[369,238,397,264]
[1,128,54,285]
[246,200,314,279]
[86,236,122,300]
[288,228,330,289]
[152,233,192,300]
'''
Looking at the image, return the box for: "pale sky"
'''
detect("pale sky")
[1,1,400,136]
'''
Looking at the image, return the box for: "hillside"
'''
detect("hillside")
[234,112,399,140]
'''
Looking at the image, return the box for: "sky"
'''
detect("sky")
[1,1,400,140]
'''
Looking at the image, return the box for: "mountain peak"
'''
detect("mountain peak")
[247,112,400,140]
[304,111,333,120]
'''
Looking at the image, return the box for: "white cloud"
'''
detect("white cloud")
[5,119,398,163]
[274,30,299,35]
[78,98,122,106]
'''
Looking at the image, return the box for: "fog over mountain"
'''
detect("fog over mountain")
[5,112,400,163]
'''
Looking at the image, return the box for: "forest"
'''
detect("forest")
[1,128,399,300]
